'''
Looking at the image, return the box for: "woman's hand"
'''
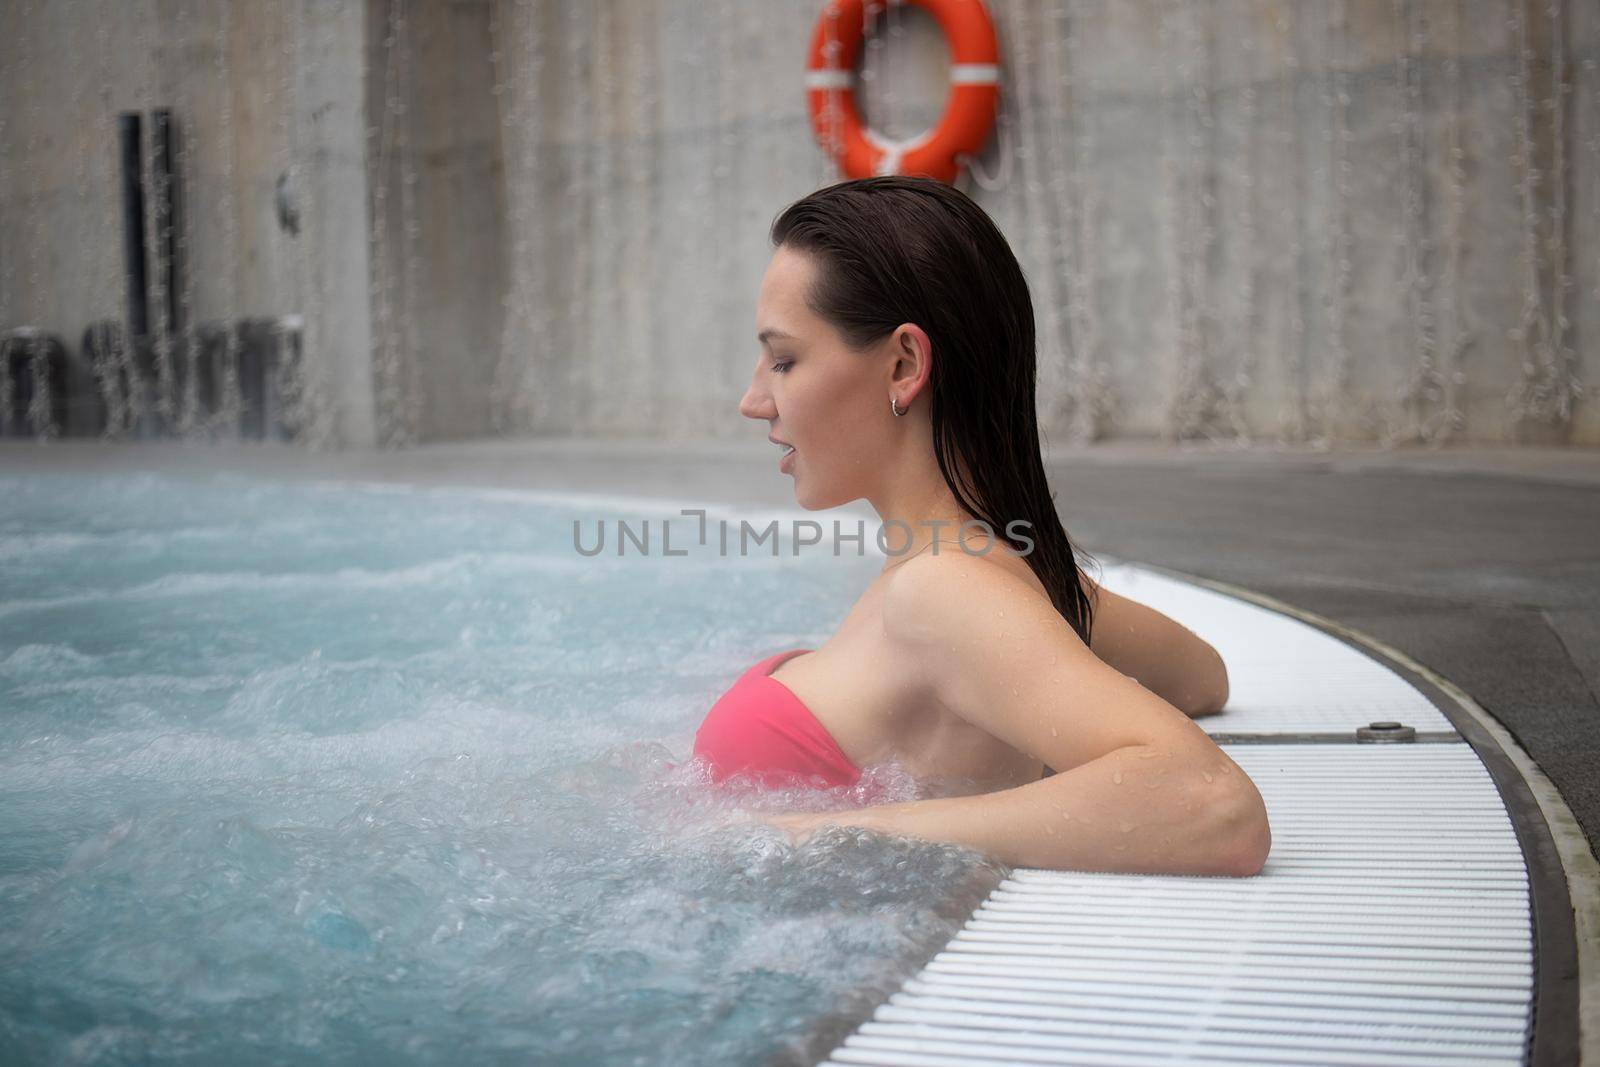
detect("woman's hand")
[760,809,890,844]
[761,810,830,844]
[699,809,826,842]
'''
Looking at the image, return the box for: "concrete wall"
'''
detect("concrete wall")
[483,0,1600,447]
[0,0,370,447]
[365,0,508,445]
[2,0,1597,448]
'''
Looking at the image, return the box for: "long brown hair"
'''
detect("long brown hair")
[769,176,1099,647]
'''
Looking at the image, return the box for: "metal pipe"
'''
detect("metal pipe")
[151,108,181,342]
[117,112,149,341]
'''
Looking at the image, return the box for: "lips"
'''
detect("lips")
[768,433,796,472]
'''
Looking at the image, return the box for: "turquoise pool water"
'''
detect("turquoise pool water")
[0,471,1005,1065]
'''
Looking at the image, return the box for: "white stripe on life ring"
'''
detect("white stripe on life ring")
[862,125,936,154]
[804,69,854,90]
[808,64,995,91]
[950,64,999,84]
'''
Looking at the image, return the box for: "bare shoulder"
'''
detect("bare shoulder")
[882,548,1050,649]
[881,550,1226,775]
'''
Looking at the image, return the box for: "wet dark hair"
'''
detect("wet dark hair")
[769,175,1099,649]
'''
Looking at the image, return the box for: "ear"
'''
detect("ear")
[890,323,933,402]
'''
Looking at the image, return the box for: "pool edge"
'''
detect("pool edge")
[1122,557,1593,1067]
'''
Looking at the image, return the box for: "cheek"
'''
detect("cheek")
[806,402,879,467]
[809,374,874,426]
[783,381,825,434]
[787,367,879,453]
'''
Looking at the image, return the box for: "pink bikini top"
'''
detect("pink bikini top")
[693,648,862,789]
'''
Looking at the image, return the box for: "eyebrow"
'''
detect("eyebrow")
[757,329,796,346]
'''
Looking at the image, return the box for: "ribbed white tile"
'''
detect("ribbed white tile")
[1094,563,1455,736]
[822,746,1529,1066]
[819,566,1531,1066]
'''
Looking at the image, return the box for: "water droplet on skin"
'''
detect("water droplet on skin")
[1138,750,1160,759]
[1060,811,1072,820]
[1050,726,1058,737]
[1144,780,1162,791]
[1045,824,1055,835]
[1118,820,1136,833]
[1219,764,1234,775]
[1113,843,1127,852]
[1202,771,1214,783]
[1112,771,1123,785]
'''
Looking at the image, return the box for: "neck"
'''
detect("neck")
[866,410,995,572]
[869,466,990,574]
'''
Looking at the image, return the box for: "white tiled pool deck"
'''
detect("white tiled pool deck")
[820,562,1535,1066]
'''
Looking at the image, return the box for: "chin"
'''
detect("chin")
[792,476,855,512]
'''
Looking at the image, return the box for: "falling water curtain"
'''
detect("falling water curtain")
[0,0,1594,447]
[478,0,1594,447]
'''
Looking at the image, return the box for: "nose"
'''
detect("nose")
[738,370,772,421]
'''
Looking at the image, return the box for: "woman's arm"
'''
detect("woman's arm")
[770,740,1267,874]
[1084,579,1230,718]
[770,554,1270,875]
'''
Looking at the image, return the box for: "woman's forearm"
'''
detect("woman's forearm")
[792,742,1269,876]
[1169,639,1229,716]
[1133,630,1228,717]
[1088,592,1230,716]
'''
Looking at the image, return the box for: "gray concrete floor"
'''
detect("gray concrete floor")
[6,436,1599,861]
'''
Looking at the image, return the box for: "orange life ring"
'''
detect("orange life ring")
[805,0,1000,184]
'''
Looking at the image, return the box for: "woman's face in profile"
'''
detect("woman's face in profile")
[742,245,893,511]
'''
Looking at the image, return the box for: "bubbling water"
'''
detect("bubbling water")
[0,472,1007,1064]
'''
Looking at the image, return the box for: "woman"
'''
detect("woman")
[694,176,1270,877]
